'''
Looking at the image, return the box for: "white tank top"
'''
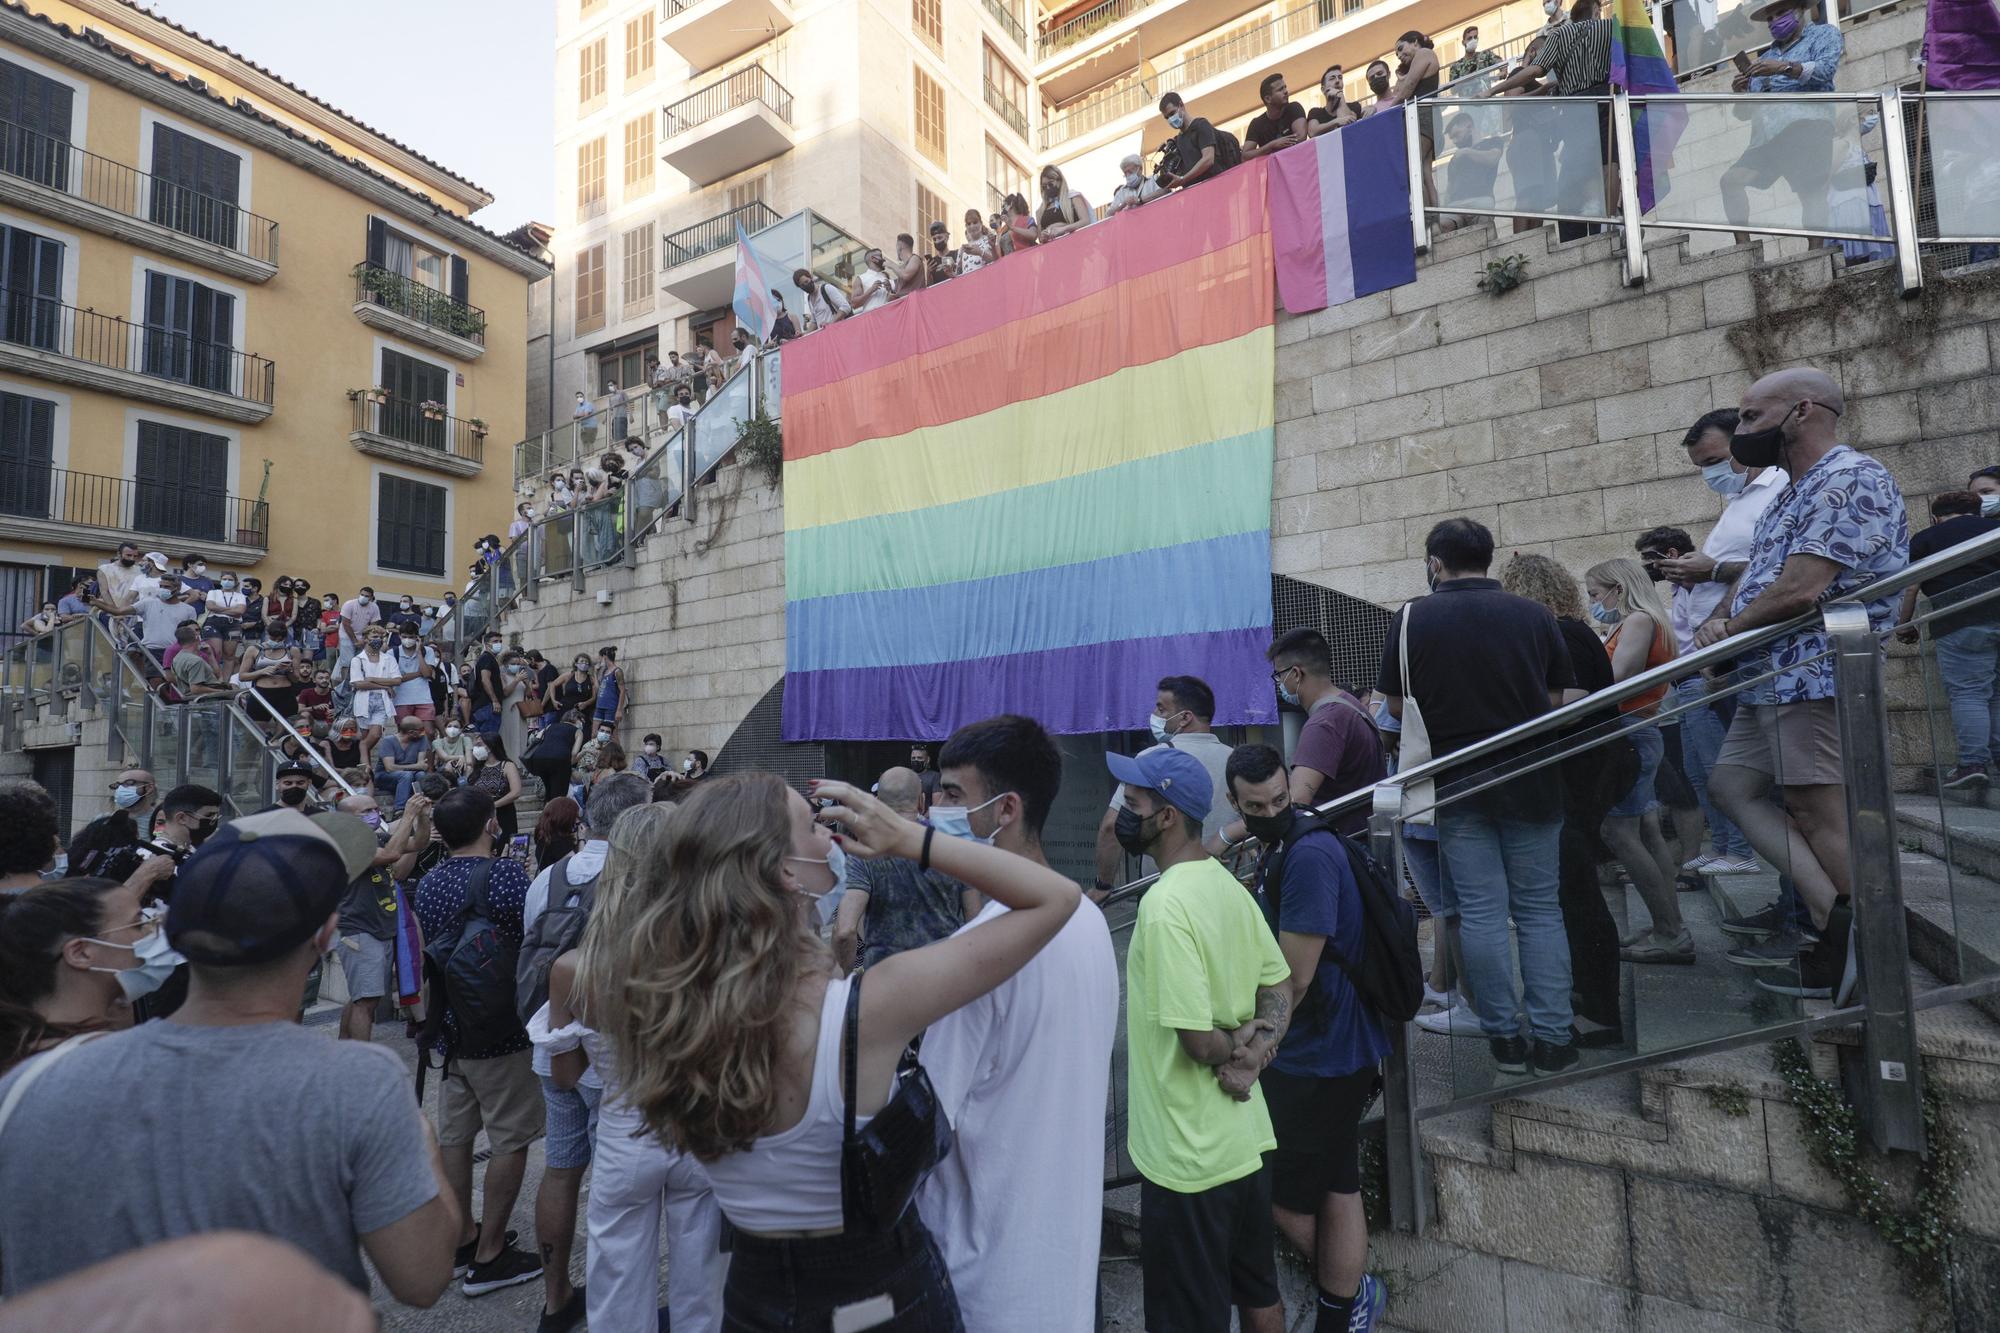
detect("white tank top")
[701,975,868,1233]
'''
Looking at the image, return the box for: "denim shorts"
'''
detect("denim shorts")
[722,1211,963,1332]
[1608,720,1664,819]
[540,1076,602,1170]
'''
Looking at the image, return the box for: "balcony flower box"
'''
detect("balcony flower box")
[419,400,446,422]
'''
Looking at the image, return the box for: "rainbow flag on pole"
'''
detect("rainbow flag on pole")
[777,167,1277,740]
[1609,0,1685,211]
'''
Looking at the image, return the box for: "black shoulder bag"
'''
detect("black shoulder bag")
[839,971,955,1232]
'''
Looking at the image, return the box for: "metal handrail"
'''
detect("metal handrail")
[983,0,1027,51]
[662,200,781,267]
[0,285,276,404]
[234,685,361,798]
[663,64,795,138]
[348,391,488,465]
[984,80,1030,139]
[352,263,487,345]
[0,462,269,548]
[1040,0,1157,62]
[0,117,280,264]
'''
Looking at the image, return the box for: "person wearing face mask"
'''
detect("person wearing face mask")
[546,654,597,720]
[1448,24,1499,82]
[433,717,476,781]
[98,783,222,898]
[469,732,525,842]
[238,624,302,727]
[906,714,1117,1333]
[585,765,1078,1332]
[682,748,709,781]
[1896,492,2000,789]
[67,770,157,880]
[0,878,146,1072]
[264,764,321,815]
[1722,0,1844,246]
[337,587,381,684]
[1265,636,1385,838]
[525,708,584,802]
[830,767,981,973]
[1107,153,1152,215]
[1693,368,1906,999]
[633,732,671,783]
[1305,65,1358,137]
[332,792,430,1043]
[0,811,460,1307]
[792,265,851,332]
[1156,91,1235,191]
[1111,745,1290,1333]
[957,208,995,272]
[1093,676,1236,896]
[201,570,245,638]
[1035,166,1093,240]
[1223,742,1391,1333]
[852,248,894,313]
[592,645,625,739]
[1361,60,1394,112]
[374,716,435,814]
[92,541,146,622]
[349,627,401,756]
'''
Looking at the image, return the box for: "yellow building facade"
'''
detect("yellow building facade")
[0,0,549,623]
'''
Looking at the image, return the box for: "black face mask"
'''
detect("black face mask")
[1113,806,1159,857]
[1730,421,1788,469]
[278,786,308,808]
[192,815,220,845]
[1241,807,1296,846]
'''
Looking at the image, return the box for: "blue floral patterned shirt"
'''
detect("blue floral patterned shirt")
[1730,444,1907,705]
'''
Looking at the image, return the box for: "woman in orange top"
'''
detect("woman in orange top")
[1587,558,1690,966]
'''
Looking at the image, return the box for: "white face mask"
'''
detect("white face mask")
[785,840,848,901]
[643,742,659,754]
[1702,459,1748,497]
[597,730,612,743]
[84,923,184,1003]
[929,791,1004,844]
[1983,494,2000,519]
[445,725,462,738]
[471,745,490,761]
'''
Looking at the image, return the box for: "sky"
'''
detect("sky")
[150,0,555,229]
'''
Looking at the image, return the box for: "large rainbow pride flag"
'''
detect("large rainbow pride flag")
[778,165,1278,741]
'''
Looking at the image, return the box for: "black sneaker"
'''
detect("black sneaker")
[1726,931,1814,969]
[1530,1039,1580,1077]
[539,1285,587,1333]
[1490,1035,1529,1074]
[452,1226,518,1278]
[1719,902,1787,939]
[1758,905,1855,1003]
[462,1244,543,1297]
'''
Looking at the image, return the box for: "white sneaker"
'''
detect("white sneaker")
[1422,984,1457,1011]
[1681,852,1720,873]
[1703,855,1761,874]
[1414,1002,1479,1036]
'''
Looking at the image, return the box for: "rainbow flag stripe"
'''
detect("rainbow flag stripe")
[779,166,1278,740]
[1609,0,1685,213]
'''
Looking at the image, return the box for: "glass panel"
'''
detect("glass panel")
[54,618,88,697]
[149,700,186,789]
[184,699,223,791]
[1640,96,1883,239]
[1663,0,1759,76]
[1428,96,1610,225]
[626,434,674,543]
[225,708,271,815]
[1923,95,2000,243]
[693,367,753,479]
[578,493,624,570]
[760,349,782,420]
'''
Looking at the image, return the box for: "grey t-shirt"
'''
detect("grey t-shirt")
[0,1021,435,1296]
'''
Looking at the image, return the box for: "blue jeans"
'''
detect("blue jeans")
[1403,829,1451,917]
[1437,807,1571,1043]
[1934,623,2000,768]
[1608,720,1664,818]
[1672,678,1752,858]
[376,768,418,811]
[470,704,500,735]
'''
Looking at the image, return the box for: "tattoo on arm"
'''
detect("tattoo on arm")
[1255,985,1292,1050]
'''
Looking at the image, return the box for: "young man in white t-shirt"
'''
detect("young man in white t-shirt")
[1091,675,1235,898]
[915,714,1119,1333]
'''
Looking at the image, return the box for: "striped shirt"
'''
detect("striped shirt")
[1536,18,1614,96]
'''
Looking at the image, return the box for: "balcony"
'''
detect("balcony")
[659,0,795,73]
[0,461,269,559]
[351,264,487,360]
[661,65,797,188]
[983,0,1028,52]
[347,390,486,478]
[0,120,279,284]
[661,199,780,309]
[984,81,1030,141]
[0,289,274,423]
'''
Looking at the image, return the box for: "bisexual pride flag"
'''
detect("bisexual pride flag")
[1266,108,1418,315]
[778,166,1277,740]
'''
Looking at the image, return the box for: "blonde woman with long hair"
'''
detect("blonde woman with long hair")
[590,773,1080,1331]
[544,800,724,1333]
[1586,557,1690,965]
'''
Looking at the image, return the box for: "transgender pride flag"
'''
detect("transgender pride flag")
[1267,108,1418,315]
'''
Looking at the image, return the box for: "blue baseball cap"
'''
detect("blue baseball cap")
[1106,748,1212,826]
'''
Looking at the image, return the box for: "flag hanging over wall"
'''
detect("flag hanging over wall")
[1925,0,2000,88]
[732,221,778,342]
[1266,108,1417,315]
[778,166,1277,741]
[1609,0,1686,212]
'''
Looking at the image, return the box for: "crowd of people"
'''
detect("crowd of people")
[1,361,1993,1333]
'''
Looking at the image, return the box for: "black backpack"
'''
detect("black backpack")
[418,860,526,1078]
[515,855,599,1029]
[1258,813,1423,1024]
[1212,126,1244,171]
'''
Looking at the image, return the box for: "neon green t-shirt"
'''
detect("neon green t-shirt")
[1124,855,1291,1193]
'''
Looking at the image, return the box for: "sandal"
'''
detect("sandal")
[1620,931,1696,965]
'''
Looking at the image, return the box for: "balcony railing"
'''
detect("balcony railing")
[663,199,781,267]
[984,81,1030,140]
[983,0,1027,51]
[0,287,275,405]
[1039,0,1157,62]
[352,264,487,346]
[663,64,795,139]
[0,118,280,266]
[0,461,268,547]
[349,391,486,465]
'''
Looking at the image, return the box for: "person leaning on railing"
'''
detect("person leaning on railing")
[1721,0,1844,245]
[1480,0,1615,242]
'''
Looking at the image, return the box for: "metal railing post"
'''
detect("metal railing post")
[1611,90,1649,287]
[1875,92,1925,299]
[1824,603,1925,1153]
[1371,781,1426,1234]
[623,475,639,570]
[1403,106,1430,256]
[683,421,698,524]
[572,515,587,594]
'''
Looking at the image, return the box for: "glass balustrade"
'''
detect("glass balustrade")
[1638,95,1887,242]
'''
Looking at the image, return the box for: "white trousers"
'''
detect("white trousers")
[586,1094,725,1333]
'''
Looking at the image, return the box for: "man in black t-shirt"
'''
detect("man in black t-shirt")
[1156,92,1225,190]
[1898,491,2000,786]
[1242,72,1307,159]
[470,632,505,734]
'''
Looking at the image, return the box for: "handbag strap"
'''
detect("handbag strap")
[0,1031,105,1142]
[841,971,862,1149]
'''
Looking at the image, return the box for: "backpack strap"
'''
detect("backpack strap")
[0,1031,106,1142]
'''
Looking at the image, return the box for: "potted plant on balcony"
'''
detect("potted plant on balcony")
[419,399,446,422]
[467,417,489,440]
[365,385,390,405]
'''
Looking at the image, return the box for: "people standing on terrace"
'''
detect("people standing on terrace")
[1306,65,1358,136]
[1035,166,1093,239]
[1242,72,1308,161]
[1721,0,1844,244]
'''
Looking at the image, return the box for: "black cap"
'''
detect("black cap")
[166,810,369,965]
[274,763,317,783]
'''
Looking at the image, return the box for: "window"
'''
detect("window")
[983,44,1027,139]
[574,243,606,335]
[913,0,943,52]
[364,218,467,304]
[0,221,63,352]
[377,473,448,577]
[913,67,946,169]
[141,271,235,393]
[916,183,949,239]
[726,177,767,213]
[134,420,229,542]
[577,137,606,219]
[149,125,242,249]
[0,57,74,190]
[579,38,607,110]
[625,11,655,84]
[623,116,654,197]
[985,137,1027,215]
[378,347,450,448]
[600,341,652,397]
[580,0,604,12]
[621,223,655,319]
[0,388,55,519]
